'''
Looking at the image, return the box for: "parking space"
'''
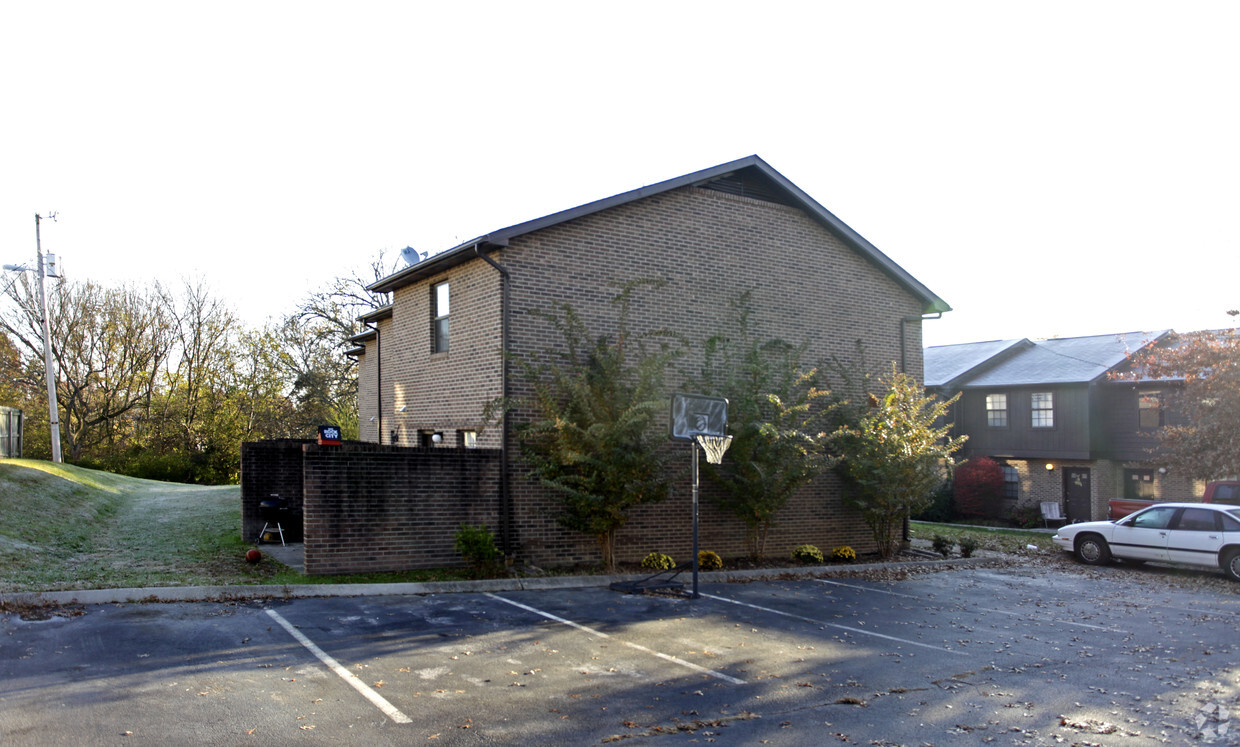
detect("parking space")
[3,565,1239,744]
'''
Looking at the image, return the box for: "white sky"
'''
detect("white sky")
[2,1,1236,349]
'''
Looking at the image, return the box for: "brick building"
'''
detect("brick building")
[342,155,949,568]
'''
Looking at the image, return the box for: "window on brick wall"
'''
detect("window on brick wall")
[1002,464,1020,499]
[432,281,450,353]
[986,393,1008,427]
[459,430,477,448]
[1031,392,1054,428]
[1124,468,1155,499]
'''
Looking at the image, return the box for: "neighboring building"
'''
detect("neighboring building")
[0,406,21,457]
[346,155,949,565]
[926,331,1199,522]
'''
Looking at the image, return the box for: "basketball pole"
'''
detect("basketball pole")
[691,438,701,599]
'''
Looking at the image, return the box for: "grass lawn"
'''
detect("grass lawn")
[0,459,471,593]
[909,520,1055,555]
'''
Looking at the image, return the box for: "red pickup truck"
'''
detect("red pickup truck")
[1108,480,1240,520]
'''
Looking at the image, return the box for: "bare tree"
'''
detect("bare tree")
[1,277,175,460]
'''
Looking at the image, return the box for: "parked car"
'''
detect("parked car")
[1052,503,1240,581]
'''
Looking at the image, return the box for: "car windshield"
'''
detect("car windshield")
[1129,506,1178,529]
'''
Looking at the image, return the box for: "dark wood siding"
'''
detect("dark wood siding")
[1093,382,1180,460]
[958,384,1091,460]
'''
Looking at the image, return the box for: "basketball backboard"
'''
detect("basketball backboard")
[669,393,728,441]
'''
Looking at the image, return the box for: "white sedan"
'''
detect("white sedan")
[1052,502,1240,581]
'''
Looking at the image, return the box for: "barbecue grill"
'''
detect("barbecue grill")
[258,496,288,546]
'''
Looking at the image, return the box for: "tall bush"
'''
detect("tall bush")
[491,279,681,572]
[953,457,1006,518]
[836,367,966,558]
[691,292,841,559]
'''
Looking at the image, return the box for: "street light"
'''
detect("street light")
[2,213,63,462]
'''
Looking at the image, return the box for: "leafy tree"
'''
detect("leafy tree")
[953,457,1005,518]
[692,293,841,558]
[1128,325,1240,479]
[0,333,28,408]
[836,367,965,558]
[1,277,175,461]
[497,280,681,571]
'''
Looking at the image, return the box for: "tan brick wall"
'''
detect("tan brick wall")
[356,343,378,443]
[358,184,932,566]
[380,264,503,448]
[1004,458,1209,523]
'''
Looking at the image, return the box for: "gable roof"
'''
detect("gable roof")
[924,338,1030,388]
[927,331,1173,388]
[366,156,949,314]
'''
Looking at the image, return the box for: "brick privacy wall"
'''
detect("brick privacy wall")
[301,442,501,575]
[240,440,309,542]
[353,185,930,566]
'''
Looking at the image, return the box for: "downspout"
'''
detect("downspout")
[475,243,513,555]
[900,312,942,374]
[363,320,381,443]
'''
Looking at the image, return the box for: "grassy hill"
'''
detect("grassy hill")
[0,459,470,593]
[0,459,275,592]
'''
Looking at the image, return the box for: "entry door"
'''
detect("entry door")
[1064,467,1092,522]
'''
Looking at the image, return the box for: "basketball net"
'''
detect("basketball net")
[694,434,733,465]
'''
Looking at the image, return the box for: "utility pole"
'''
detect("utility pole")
[34,213,62,463]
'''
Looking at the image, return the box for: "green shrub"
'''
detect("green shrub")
[912,481,956,522]
[959,536,981,558]
[831,546,857,562]
[641,552,676,570]
[454,524,501,576]
[791,544,824,564]
[1010,504,1043,529]
[698,550,723,570]
[931,534,954,558]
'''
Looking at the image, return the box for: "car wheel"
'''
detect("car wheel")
[1075,534,1112,565]
[1222,549,1240,582]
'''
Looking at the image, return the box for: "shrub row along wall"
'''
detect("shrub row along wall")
[242,439,876,575]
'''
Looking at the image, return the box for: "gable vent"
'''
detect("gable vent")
[698,167,798,208]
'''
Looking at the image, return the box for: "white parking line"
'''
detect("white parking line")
[701,592,967,655]
[484,593,747,685]
[815,578,1116,631]
[265,608,412,724]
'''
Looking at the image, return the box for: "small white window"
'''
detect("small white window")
[1031,392,1054,428]
[986,394,1008,427]
[432,281,450,353]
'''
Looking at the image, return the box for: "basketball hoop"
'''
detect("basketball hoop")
[694,434,733,465]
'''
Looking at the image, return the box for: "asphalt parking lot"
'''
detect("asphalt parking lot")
[3,562,1239,745]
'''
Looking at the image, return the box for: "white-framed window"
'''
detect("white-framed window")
[1031,392,1054,428]
[985,393,1008,427]
[460,430,477,448]
[432,281,450,353]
